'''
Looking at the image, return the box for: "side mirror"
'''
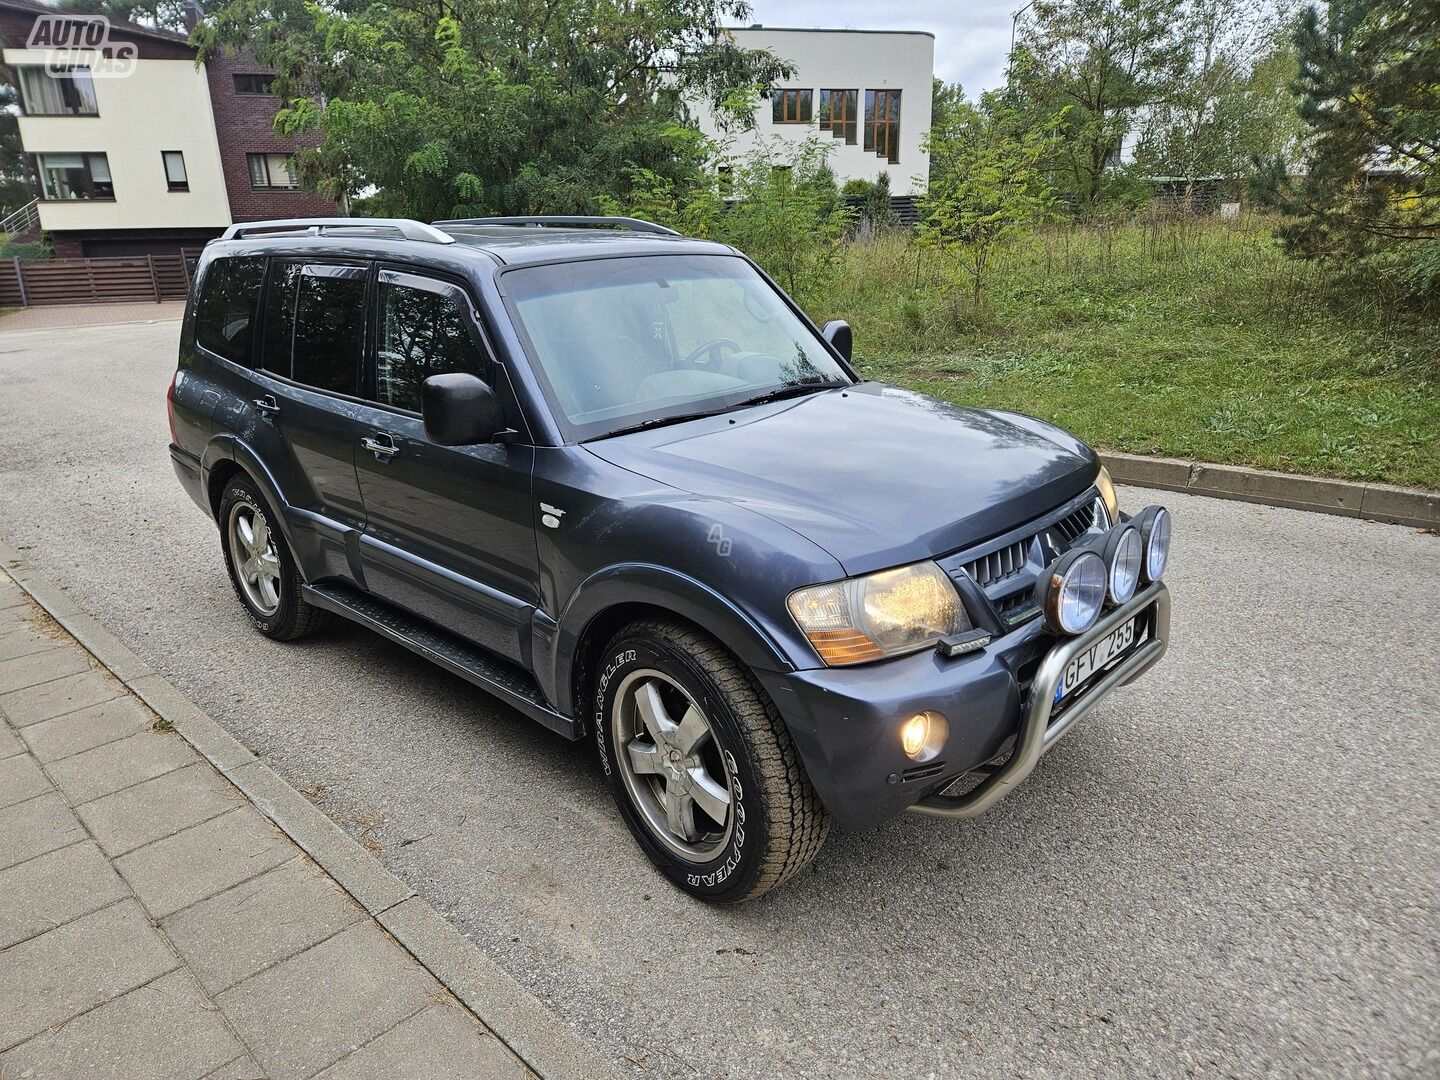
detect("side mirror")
[822,320,852,362]
[422,372,506,446]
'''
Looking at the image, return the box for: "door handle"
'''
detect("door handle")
[361,435,399,459]
[253,395,279,415]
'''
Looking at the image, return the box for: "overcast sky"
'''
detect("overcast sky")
[744,0,1016,95]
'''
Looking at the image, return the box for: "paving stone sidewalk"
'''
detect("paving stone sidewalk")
[0,568,535,1080]
[0,301,186,333]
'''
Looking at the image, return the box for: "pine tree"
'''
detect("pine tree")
[1253,0,1440,259]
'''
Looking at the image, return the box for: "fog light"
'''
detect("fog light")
[900,710,947,761]
[1102,524,1143,606]
[1037,548,1107,635]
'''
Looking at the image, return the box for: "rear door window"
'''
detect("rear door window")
[195,256,265,363]
[373,270,492,413]
[260,261,367,395]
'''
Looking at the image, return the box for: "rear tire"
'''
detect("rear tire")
[218,476,327,641]
[593,620,830,902]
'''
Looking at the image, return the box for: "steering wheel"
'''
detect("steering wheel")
[682,337,741,368]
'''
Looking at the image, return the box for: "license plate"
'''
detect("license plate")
[1054,617,1138,705]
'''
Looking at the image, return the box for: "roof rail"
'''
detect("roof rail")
[219,218,455,245]
[434,215,681,237]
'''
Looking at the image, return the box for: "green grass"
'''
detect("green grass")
[806,217,1440,490]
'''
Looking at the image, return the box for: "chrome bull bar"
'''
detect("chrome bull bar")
[909,581,1171,819]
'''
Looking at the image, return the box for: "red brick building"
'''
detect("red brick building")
[198,42,337,225]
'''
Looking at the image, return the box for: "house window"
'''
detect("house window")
[16,67,97,116]
[771,89,812,124]
[232,73,275,95]
[819,89,858,144]
[36,153,112,200]
[864,89,901,164]
[247,153,299,190]
[162,151,188,192]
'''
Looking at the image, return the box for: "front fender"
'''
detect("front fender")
[545,563,796,720]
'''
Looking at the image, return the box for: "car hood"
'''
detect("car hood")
[584,383,1099,576]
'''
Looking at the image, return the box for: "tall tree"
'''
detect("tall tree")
[53,0,192,33]
[1133,2,1304,185]
[1253,0,1440,258]
[1011,0,1190,208]
[0,81,34,220]
[194,0,791,218]
[929,78,968,187]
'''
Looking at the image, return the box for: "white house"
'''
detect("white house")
[5,47,233,238]
[691,26,935,196]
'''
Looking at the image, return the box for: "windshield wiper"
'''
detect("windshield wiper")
[724,381,847,411]
[584,382,848,442]
[584,411,718,442]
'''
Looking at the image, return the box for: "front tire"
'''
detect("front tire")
[594,620,830,902]
[218,476,326,641]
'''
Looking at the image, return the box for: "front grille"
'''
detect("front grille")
[962,538,1029,587]
[942,489,1105,631]
[1052,501,1097,541]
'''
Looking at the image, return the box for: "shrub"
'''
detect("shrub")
[0,240,51,262]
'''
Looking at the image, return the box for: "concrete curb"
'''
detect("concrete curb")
[1100,451,1439,529]
[0,538,625,1080]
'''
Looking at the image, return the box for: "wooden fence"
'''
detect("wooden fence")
[0,249,200,307]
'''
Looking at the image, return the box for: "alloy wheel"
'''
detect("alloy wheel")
[227,500,282,617]
[612,669,734,860]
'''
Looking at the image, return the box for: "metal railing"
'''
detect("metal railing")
[908,581,1171,819]
[0,198,40,237]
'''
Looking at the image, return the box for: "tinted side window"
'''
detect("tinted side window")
[195,256,264,364]
[260,262,365,395]
[260,262,300,378]
[375,273,491,412]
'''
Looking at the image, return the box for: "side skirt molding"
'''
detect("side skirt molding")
[303,582,578,741]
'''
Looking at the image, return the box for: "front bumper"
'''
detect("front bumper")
[909,582,1169,818]
[757,582,1171,830]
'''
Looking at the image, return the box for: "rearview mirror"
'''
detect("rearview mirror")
[822,320,852,362]
[422,373,506,446]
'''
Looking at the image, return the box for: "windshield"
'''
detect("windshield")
[501,254,852,440]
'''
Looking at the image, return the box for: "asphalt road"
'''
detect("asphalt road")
[1,318,1436,1080]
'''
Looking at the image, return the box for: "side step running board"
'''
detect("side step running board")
[302,583,578,741]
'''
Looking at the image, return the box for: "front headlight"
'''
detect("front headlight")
[787,561,970,666]
[1095,465,1119,526]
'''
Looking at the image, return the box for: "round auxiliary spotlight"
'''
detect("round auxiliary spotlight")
[1101,524,1143,606]
[1134,506,1172,583]
[1036,548,1107,635]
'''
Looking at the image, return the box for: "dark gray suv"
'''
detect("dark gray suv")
[168,215,1173,901]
